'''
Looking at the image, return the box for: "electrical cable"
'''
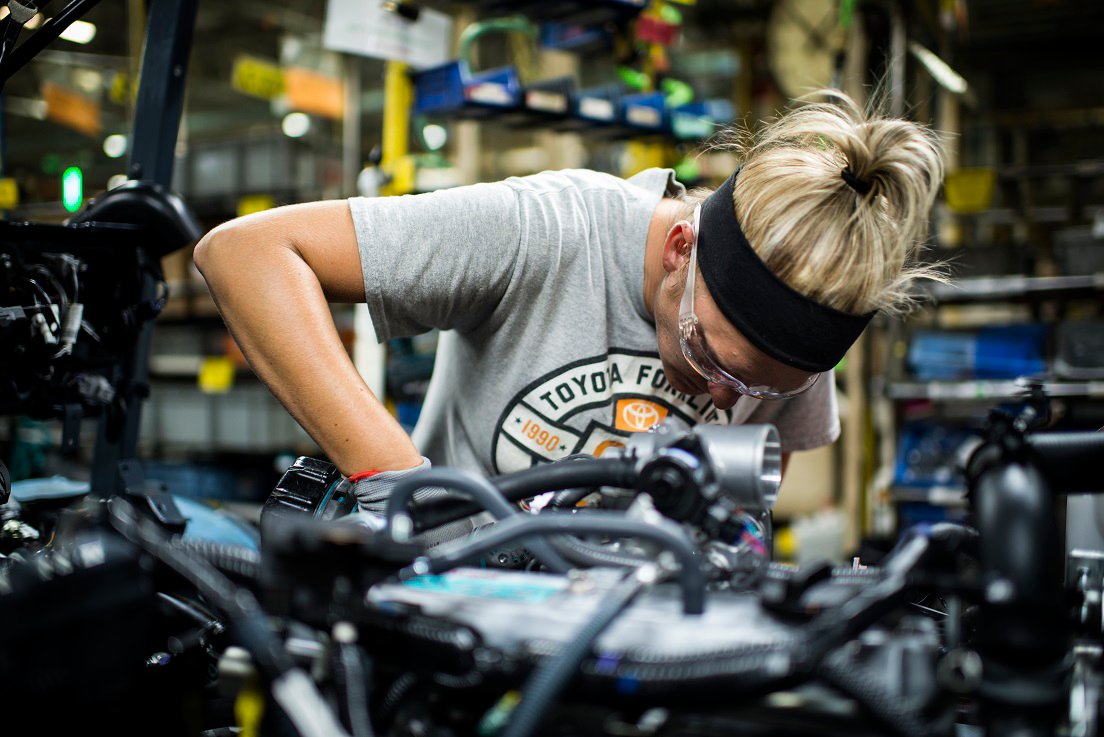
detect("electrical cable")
[27,264,69,319]
[156,591,223,631]
[410,457,638,534]
[497,569,649,737]
[63,255,80,303]
[403,511,706,615]
[385,467,573,574]
[24,277,61,332]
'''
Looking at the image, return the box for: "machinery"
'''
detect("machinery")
[3,399,1104,737]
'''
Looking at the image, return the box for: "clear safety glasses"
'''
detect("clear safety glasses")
[677,204,820,400]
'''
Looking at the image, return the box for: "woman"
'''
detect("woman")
[195,90,944,519]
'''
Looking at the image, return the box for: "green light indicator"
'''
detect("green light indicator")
[62,167,83,213]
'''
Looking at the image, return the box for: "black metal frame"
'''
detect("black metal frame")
[88,0,198,494]
[0,0,108,91]
[0,0,198,494]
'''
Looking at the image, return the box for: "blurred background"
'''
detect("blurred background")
[3,0,1103,562]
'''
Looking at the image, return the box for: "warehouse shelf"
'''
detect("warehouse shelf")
[891,485,968,507]
[148,354,257,380]
[920,273,1104,304]
[885,379,1104,401]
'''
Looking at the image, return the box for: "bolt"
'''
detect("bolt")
[986,578,1015,603]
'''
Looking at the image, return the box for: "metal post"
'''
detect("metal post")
[91,0,198,495]
[126,0,198,186]
[889,2,906,118]
[380,60,413,196]
[343,55,362,197]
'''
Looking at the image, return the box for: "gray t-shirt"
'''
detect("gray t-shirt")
[349,168,838,475]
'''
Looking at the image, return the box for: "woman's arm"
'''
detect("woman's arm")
[193,200,422,475]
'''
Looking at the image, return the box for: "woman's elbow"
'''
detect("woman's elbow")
[193,221,236,280]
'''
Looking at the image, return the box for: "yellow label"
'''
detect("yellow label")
[198,357,235,394]
[237,194,275,217]
[232,55,285,100]
[0,178,18,209]
[108,72,131,106]
[234,676,264,737]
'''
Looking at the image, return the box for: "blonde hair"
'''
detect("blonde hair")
[704,90,946,316]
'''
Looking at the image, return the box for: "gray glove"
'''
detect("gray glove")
[350,457,474,547]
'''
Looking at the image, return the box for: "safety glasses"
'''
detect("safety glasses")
[677,204,819,400]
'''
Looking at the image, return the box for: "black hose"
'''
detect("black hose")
[385,468,573,574]
[802,536,930,663]
[333,626,375,737]
[411,457,638,533]
[499,571,646,737]
[549,535,648,569]
[404,511,706,615]
[110,499,354,737]
[1028,431,1104,494]
[817,649,931,737]
[549,487,595,509]
[495,457,638,500]
[108,498,295,681]
[175,539,261,582]
[376,673,418,726]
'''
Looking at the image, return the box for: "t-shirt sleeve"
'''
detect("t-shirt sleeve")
[348,182,521,341]
[738,372,841,453]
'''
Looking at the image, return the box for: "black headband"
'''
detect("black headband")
[695,169,875,373]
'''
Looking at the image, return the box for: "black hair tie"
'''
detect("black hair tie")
[841,167,873,196]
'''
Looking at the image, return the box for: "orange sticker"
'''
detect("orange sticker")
[614,398,667,433]
[283,67,345,120]
[593,440,626,457]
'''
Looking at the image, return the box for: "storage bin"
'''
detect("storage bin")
[908,325,1048,380]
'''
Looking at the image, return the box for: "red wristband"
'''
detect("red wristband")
[347,469,382,483]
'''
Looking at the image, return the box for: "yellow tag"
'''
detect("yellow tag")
[232,55,285,100]
[237,194,275,217]
[775,527,796,562]
[0,178,18,209]
[108,72,131,106]
[235,676,265,737]
[945,168,995,214]
[198,357,235,394]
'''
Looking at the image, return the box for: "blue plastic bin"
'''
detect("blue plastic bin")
[974,324,1048,378]
[621,91,668,131]
[892,422,979,489]
[412,60,469,114]
[413,61,521,115]
[908,324,1048,380]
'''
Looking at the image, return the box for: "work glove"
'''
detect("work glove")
[349,457,474,547]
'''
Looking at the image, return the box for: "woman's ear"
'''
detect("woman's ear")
[661,219,695,274]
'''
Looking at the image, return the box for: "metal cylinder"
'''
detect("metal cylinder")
[690,424,783,511]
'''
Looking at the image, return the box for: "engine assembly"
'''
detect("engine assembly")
[3,406,1104,737]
